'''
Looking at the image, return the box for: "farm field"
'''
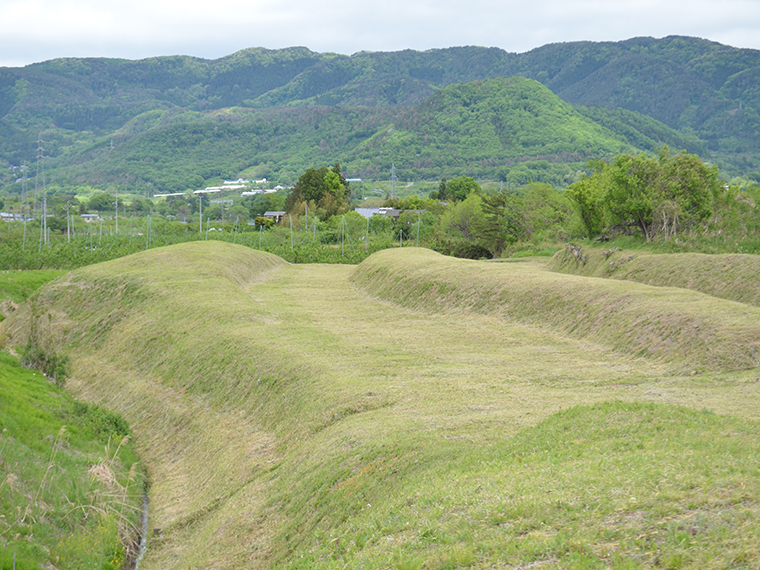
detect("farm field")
[3,242,760,569]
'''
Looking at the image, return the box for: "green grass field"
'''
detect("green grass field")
[3,242,760,569]
[0,270,67,324]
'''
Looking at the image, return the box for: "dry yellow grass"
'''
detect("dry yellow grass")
[4,242,760,569]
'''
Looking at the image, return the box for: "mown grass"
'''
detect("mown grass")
[4,242,760,569]
[352,248,760,373]
[280,401,760,569]
[548,245,760,307]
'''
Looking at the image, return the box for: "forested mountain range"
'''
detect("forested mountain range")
[1,36,758,193]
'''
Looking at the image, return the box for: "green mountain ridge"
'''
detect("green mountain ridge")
[46,77,693,190]
[1,36,759,191]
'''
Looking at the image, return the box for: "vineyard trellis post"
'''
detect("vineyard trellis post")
[289,215,294,252]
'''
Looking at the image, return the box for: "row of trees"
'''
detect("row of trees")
[268,150,757,259]
[565,147,722,241]
[3,149,758,265]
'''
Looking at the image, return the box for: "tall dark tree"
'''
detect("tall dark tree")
[476,192,525,256]
[286,163,350,220]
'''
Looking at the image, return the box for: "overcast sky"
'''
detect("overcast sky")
[1,0,759,68]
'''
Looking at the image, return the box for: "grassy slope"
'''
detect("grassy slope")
[4,242,760,569]
[0,270,68,304]
[0,269,145,570]
[548,246,760,308]
[0,270,67,323]
[0,353,144,570]
[352,249,760,373]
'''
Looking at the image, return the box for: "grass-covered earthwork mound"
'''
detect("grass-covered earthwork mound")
[4,242,760,569]
[351,248,760,373]
[549,246,760,307]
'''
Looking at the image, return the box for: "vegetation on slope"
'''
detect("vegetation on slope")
[3,36,760,192]
[340,78,634,184]
[0,351,144,570]
[3,241,760,569]
[351,248,760,373]
[549,246,760,307]
[6,77,644,191]
[3,243,295,567]
[0,269,145,570]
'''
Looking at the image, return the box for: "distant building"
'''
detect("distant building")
[210,184,246,191]
[354,207,424,221]
[242,188,279,196]
[354,208,383,219]
[263,211,286,223]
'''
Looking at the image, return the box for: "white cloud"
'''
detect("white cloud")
[0,0,758,67]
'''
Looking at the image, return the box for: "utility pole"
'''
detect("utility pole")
[34,135,45,221]
[20,163,28,220]
[198,194,203,233]
[390,164,397,199]
[34,135,49,247]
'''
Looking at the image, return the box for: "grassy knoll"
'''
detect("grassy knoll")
[548,246,760,307]
[3,242,760,569]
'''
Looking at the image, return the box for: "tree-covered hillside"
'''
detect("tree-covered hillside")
[11,77,704,192]
[1,36,759,191]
